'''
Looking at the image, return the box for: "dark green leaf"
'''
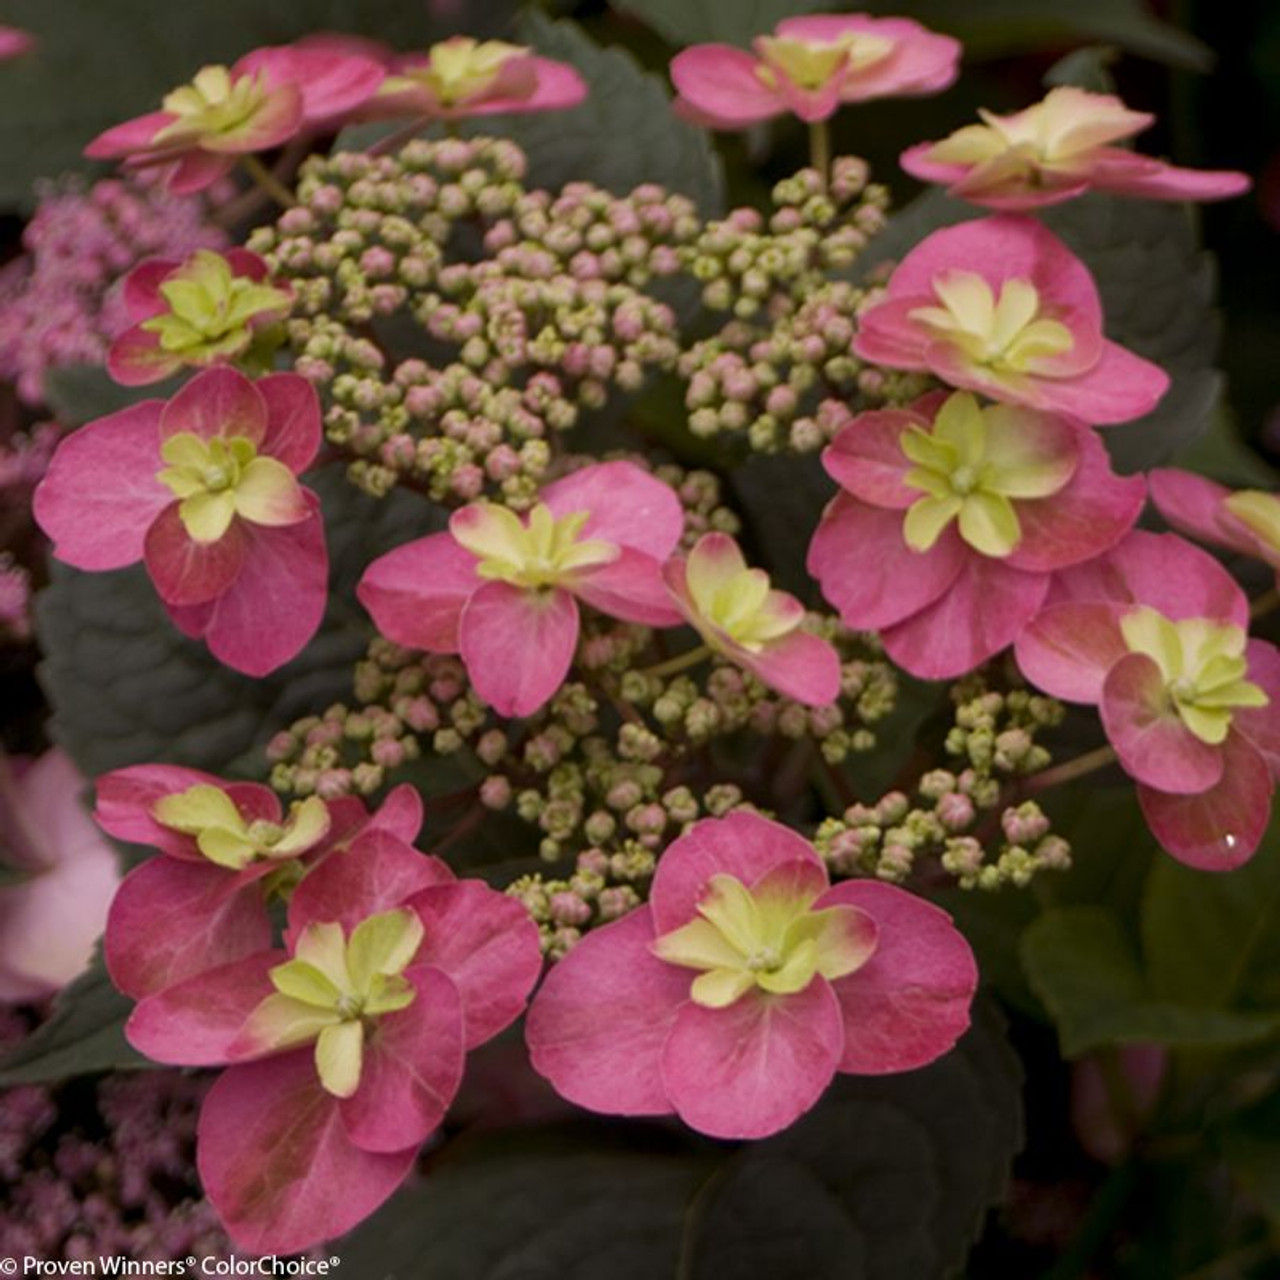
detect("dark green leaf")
[681,1002,1022,1279]
[609,0,827,48]
[1217,1093,1280,1231]
[0,0,522,211]
[36,466,433,778]
[43,364,175,428]
[0,953,146,1085]
[1021,906,1280,1057]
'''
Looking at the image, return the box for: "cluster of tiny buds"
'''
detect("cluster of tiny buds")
[815,683,1070,889]
[251,138,698,505]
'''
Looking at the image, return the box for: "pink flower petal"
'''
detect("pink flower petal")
[818,880,977,1074]
[459,581,579,717]
[0,752,120,1002]
[460,58,589,116]
[127,951,280,1065]
[650,810,824,935]
[660,981,843,1139]
[198,1052,417,1254]
[1138,733,1272,871]
[1101,652,1224,793]
[405,881,542,1047]
[257,374,322,474]
[34,402,170,571]
[144,503,249,607]
[1007,428,1145,573]
[106,858,271,999]
[122,258,179,320]
[739,628,842,706]
[1089,151,1251,202]
[1014,601,1129,703]
[881,556,1049,680]
[1019,339,1170,426]
[357,532,479,653]
[106,325,181,386]
[807,494,964,630]
[670,44,783,129]
[525,905,685,1116]
[1234,640,1280,774]
[542,461,683,562]
[83,111,175,159]
[159,365,268,446]
[236,44,386,126]
[822,407,926,510]
[191,501,328,677]
[1149,468,1262,559]
[287,829,452,942]
[572,548,684,626]
[164,150,238,196]
[339,965,464,1152]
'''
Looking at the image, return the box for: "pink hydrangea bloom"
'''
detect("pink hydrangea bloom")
[122,828,541,1252]
[854,215,1169,425]
[901,86,1251,211]
[84,42,385,194]
[96,763,423,1000]
[808,391,1144,678]
[671,14,960,129]
[366,36,586,121]
[1149,467,1280,583]
[663,532,841,705]
[108,248,291,387]
[34,366,328,677]
[0,175,225,406]
[0,751,120,1002]
[1015,531,1279,869]
[526,810,976,1139]
[358,461,684,717]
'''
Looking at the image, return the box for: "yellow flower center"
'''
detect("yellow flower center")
[909,270,1074,373]
[242,909,424,1098]
[382,37,533,108]
[685,536,802,653]
[754,32,893,91]
[140,249,291,360]
[651,871,875,1008]
[154,65,272,145]
[156,431,301,543]
[1224,489,1280,556]
[152,785,330,871]
[900,391,1076,558]
[451,502,618,590]
[1120,607,1269,745]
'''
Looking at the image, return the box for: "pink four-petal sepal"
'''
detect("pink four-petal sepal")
[34,366,328,677]
[358,461,684,717]
[854,215,1170,425]
[526,810,977,1140]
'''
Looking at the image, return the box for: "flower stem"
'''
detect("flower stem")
[240,154,296,208]
[1250,585,1280,621]
[1024,743,1118,794]
[809,119,831,192]
[640,643,713,681]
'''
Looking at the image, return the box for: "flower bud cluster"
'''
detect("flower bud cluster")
[815,682,1070,889]
[251,139,696,505]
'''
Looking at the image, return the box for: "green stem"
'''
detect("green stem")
[640,643,713,681]
[240,154,296,208]
[809,119,831,192]
[1024,743,1118,795]
[1250,585,1280,621]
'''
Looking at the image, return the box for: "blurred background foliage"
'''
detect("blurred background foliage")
[1,1,1279,1277]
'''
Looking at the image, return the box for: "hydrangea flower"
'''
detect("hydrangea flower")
[122,829,541,1252]
[95,762,423,1000]
[107,248,291,387]
[367,36,586,120]
[1015,531,1279,869]
[358,462,683,717]
[0,751,120,1002]
[84,42,385,194]
[808,391,1144,677]
[901,87,1251,211]
[1149,468,1280,582]
[670,14,960,129]
[526,810,977,1139]
[663,532,841,705]
[34,366,328,676]
[854,215,1169,424]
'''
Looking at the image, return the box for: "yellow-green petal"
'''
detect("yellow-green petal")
[316,1020,364,1099]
